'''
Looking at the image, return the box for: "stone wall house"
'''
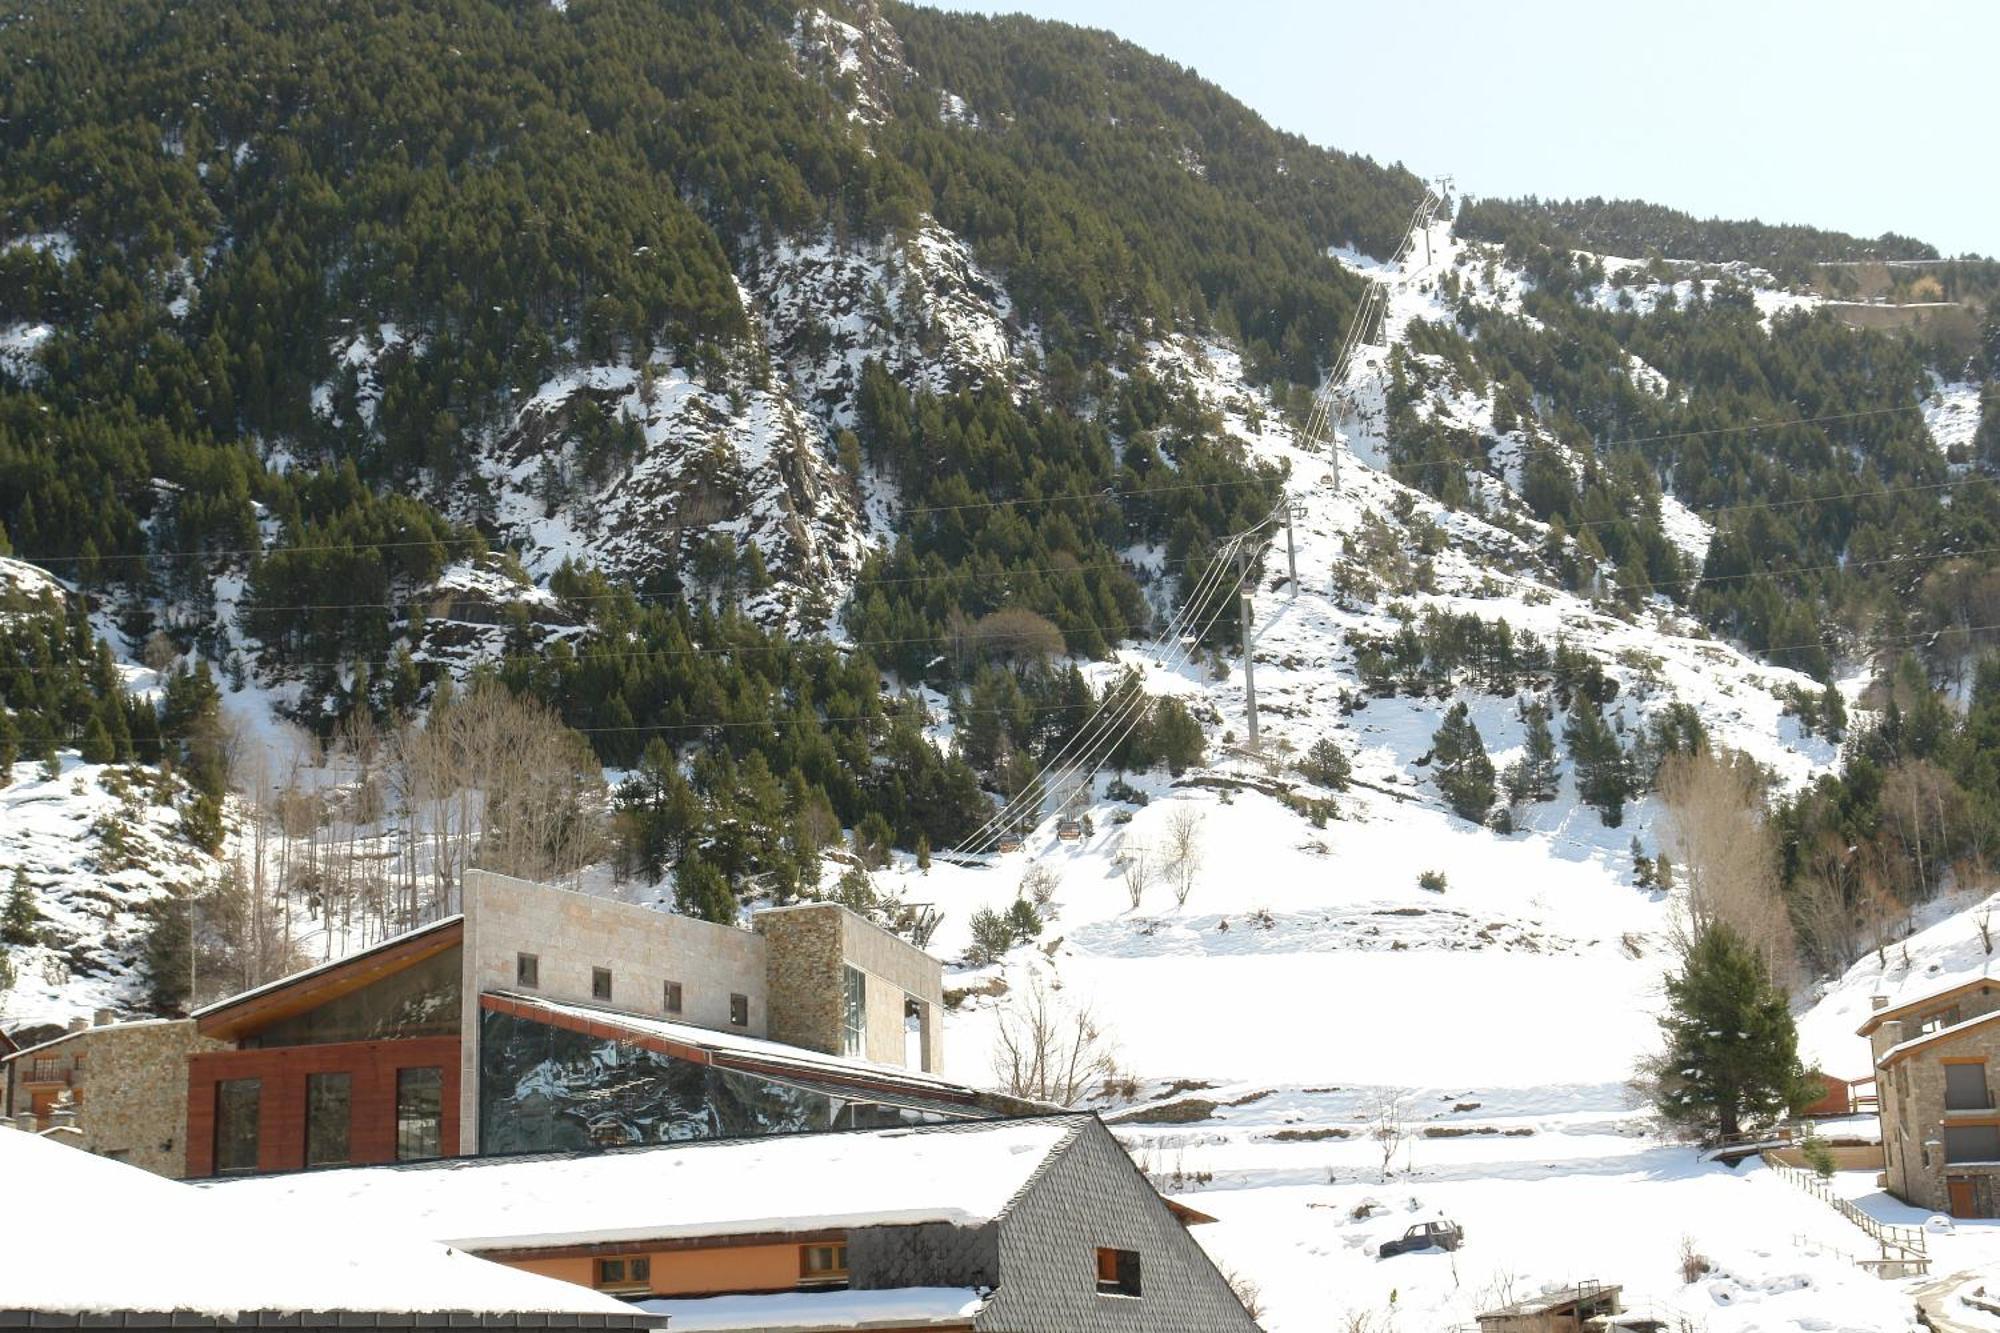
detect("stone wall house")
[1,1015,225,1178]
[1862,979,2000,1216]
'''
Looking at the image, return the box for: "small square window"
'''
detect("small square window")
[664,981,683,1015]
[1095,1246,1141,1297]
[800,1242,848,1282]
[730,993,749,1026]
[592,967,613,1001]
[516,953,539,988]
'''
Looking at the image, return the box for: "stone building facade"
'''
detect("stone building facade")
[754,901,943,1072]
[1,1016,226,1178]
[1863,979,2000,1216]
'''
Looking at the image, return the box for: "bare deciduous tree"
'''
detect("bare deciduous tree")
[391,679,607,917]
[1120,841,1150,911]
[1369,1086,1410,1175]
[1661,747,1795,988]
[991,973,1118,1107]
[1161,805,1205,909]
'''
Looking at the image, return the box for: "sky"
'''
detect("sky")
[932,0,1999,258]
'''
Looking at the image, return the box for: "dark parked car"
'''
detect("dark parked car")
[1378,1219,1464,1257]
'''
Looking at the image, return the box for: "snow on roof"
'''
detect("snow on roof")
[0,1126,646,1319]
[639,1286,987,1331]
[0,1016,186,1064]
[489,989,973,1096]
[190,913,462,1021]
[1877,1008,2000,1067]
[198,1115,1093,1251]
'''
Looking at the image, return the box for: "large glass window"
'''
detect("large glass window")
[305,1072,352,1167]
[214,1079,261,1175]
[842,965,866,1058]
[246,947,461,1048]
[477,1009,977,1153]
[396,1067,444,1161]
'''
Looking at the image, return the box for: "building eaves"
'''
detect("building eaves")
[1877,1008,2000,1067]
[1857,974,2000,1037]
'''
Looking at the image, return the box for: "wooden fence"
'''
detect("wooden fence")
[1762,1155,1929,1277]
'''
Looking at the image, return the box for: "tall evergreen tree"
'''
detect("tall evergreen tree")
[1504,699,1560,804]
[674,850,736,925]
[1431,701,1496,823]
[1565,698,1631,827]
[1644,925,1811,1141]
[2,867,38,945]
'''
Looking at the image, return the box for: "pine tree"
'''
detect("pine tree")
[1505,700,1560,803]
[1149,697,1205,775]
[3,868,39,945]
[1431,701,1495,823]
[144,890,193,1014]
[1565,697,1630,827]
[1644,925,1811,1141]
[1299,736,1352,790]
[674,851,736,925]
[80,715,115,765]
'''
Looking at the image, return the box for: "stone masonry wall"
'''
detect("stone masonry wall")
[1882,1023,2000,1213]
[41,1020,227,1178]
[754,905,846,1057]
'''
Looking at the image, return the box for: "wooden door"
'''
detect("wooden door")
[1948,1176,1979,1217]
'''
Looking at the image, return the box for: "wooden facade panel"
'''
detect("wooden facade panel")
[185,1036,460,1176]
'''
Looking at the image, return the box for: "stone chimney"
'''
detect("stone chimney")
[66,1016,89,1034]
[92,1008,116,1027]
[1871,995,1890,1011]
[46,1105,77,1132]
[12,1112,35,1133]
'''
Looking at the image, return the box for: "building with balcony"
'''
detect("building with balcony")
[179,869,1006,1178]
[1861,977,2000,1216]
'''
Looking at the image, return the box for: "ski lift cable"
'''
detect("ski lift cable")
[951,521,1274,854]
[947,529,1253,854]
[947,531,1250,854]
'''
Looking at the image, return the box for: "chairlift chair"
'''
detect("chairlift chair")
[1056,817,1084,842]
[996,832,1024,854]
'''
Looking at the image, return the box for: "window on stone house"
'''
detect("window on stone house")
[1921,1007,1963,1035]
[663,980,683,1014]
[592,967,613,1001]
[1095,1246,1141,1297]
[1947,1062,1993,1112]
[842,965,866,1058]
[730,993,749,1026]
[800,1243,848,1283]
[516,953,539,988]
[1945,1123,2000,1164]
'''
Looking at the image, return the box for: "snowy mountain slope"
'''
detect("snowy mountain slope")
[0,756,224,1038]
[479,357,864,629]
[883,209,1926,1330]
